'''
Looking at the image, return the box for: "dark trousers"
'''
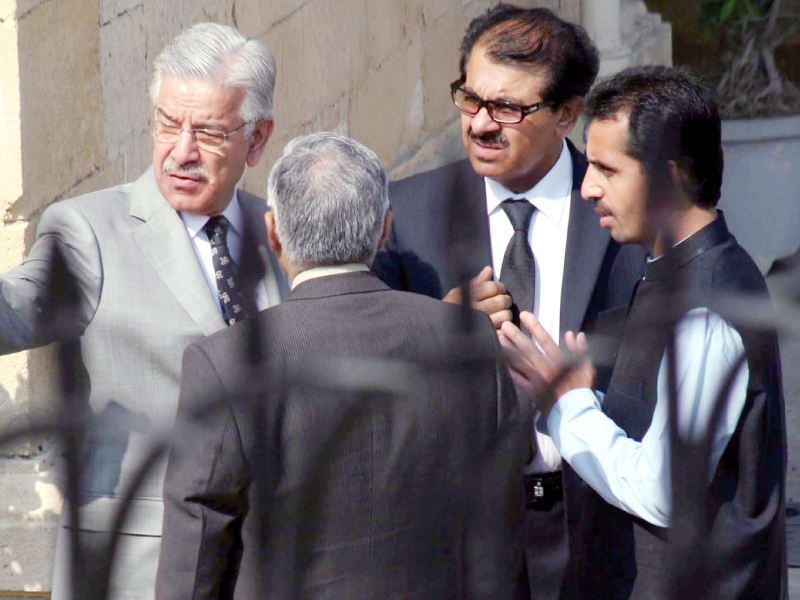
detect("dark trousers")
[515,497,570,600]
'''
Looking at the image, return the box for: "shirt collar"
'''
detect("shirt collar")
[484,139,572,225]
[180,189,242,239]
[644,211,730,281]
[291,263,370,290]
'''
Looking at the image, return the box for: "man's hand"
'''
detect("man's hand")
[443,266,513,329]
[499,311,595,417]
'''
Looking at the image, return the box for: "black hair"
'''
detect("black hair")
[458,3,599,109]
[585,65,723,208]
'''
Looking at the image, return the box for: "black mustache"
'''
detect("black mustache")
[469,129,509,148]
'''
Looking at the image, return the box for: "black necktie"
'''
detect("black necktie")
[204,215,244,326]
[499,199,536,328]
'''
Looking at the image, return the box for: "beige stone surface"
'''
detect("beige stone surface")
[420,4,469,136]
[0,455,61,592]
[349,35,424,165]
[13,0,104,220]
[0,9,22,218]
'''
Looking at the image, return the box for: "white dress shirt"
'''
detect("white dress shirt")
[180,190,271,312]
[542,307,749,527]
[485,139,572,473]
[291,263,370,290]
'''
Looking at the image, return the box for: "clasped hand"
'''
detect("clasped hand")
[442,266,513,329]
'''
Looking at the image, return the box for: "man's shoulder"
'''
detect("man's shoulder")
[390,159,478,196]
[710,237,768,295]
[52,173,146,219]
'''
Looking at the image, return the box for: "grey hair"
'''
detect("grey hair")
[149,23,276,136]
[268,132,390,269]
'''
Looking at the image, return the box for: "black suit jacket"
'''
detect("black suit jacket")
[156,272,525,600]
[373,141,646,342]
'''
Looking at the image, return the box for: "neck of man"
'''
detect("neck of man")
[650,203,717,257]
[502,139,564,194]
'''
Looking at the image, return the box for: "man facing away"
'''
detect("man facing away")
[0,23,286,599]
[501,66,787,599]
[156,132,526,600]
[373,4,645,598]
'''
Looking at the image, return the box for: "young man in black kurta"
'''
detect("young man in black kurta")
[500,66,787,598]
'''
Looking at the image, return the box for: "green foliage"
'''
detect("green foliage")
[695,0,769,40]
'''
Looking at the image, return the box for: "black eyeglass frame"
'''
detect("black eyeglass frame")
[449,80,550,124]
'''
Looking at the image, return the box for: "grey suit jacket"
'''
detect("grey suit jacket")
[156,272,525,600]
[0,169,288,597]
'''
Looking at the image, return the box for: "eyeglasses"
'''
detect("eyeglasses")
[450,81,549,124]
[152,115,252,149]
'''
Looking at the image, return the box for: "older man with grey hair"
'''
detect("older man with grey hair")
[0,23,286,599]
[156,131,526,600]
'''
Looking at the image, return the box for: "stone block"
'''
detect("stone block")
[14,0,104,221]
[99,4,149,167]
[0,454,61,593]
[366,0,422,70]
[388,116,464,180]
[101,0,143,25]
[349,37,424,165]
[0,0,14,20]
[421,4,469,136]
[421,0,448,26]
[260,0,311,33]
[233,0,265,37]
[0,14,22,217]
[142,0,235,71]
[268,0,368,132]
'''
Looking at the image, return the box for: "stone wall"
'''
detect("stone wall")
[0,0,671,595]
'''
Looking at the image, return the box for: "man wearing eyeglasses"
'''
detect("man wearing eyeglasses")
[0,23,286,600]
[373,5,645,599]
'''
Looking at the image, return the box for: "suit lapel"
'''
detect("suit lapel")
[451,160,493,282]
[129,170,226,336]
[560,141,611,336]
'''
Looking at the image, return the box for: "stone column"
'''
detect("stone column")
[581,0,634,76]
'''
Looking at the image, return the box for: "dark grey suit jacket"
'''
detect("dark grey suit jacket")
[156,271,525,600]
[373,141,646,344]
[372,143,646,599]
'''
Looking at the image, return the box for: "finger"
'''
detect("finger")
[576,331,589,353]
[520,311,562,361]
[471,280,507,302]
[508,368,538,399]
[442,287,463,305]
[474,292,513,313]
[489,309,513,329]
[470,266,493,285]
[564,331,578,353]
[498,329,535,372]
[500,320,549,372]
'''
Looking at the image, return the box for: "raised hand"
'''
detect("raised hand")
[499,311,595,416]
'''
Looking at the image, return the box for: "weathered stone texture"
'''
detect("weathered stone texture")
[14,0,104,221]
[0,455,61,593]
